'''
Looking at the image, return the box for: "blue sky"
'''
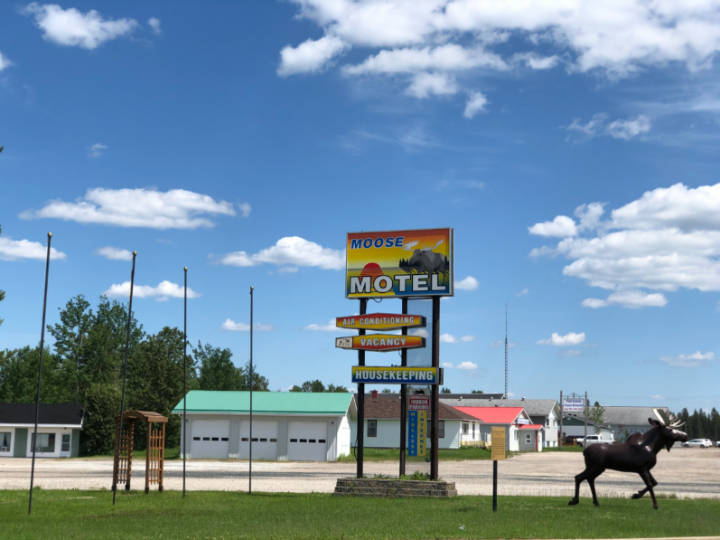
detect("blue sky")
[2,1,720,413]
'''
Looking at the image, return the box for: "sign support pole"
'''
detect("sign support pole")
[430,296,440,480]
[492,460,498,512]
[399,297,408,477]
[28,232,52,515]
[249,286,254,495]
[356,298,367,479]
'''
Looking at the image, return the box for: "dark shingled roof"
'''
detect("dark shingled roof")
[0,403,83,425]
[360,393,477,421]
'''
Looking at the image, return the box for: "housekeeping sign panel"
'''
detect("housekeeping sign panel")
[346,228,454,298]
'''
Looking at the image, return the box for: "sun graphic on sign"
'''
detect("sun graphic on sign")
[360,262,383,277]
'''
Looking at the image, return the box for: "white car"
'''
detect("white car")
[682,438,712,448]
[577,434,615,447]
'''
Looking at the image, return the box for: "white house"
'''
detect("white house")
[350,393,481,450]
[442,397,560,448]
[172,391,356,461]
[0,403,83,458]
[454,406,543,452]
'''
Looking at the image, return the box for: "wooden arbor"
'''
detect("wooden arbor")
[112,410,167,494]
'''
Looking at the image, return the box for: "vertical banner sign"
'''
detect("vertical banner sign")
[346,228,454,298]
[417,410,427,457]
[491,427,506,460]
[408,410,418,457]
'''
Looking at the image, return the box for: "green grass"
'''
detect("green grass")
[337,446,493,462]
[2,490,719,539]
[543,445,584,453]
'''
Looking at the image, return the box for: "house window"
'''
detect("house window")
[31,433,55,453]
[438,420,445,439]
[0,432,10,452]
[367,420,377,438]
[462,423,469,435]
[61,434,71,452]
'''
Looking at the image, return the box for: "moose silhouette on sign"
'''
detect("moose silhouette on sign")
[399,248,450,274]
[568,417,687,509]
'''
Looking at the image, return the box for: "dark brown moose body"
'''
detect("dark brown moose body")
[568,418,687,509]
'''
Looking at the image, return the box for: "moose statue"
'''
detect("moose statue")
[569,417,687,509]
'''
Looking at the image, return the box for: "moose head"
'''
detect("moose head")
[648,417,687,451]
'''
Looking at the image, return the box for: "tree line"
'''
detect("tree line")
[674,408,720,441]
[0,294,268,455]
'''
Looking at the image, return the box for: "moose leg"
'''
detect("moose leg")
[639,470,658,509]
[568,470,586,505]
[632,471,658,499]
[587,473,600,506]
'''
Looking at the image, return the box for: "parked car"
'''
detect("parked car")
[682,438,712,448]
[577,434,615,447]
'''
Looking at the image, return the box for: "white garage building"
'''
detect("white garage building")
[172,391,355,461]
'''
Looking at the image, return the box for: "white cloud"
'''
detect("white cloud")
[606,115,651,140]
[457,361,478,370]
[528,215,577,238]
[410,328,428,338]
[89,142,107,158]
[455,275,478,290]
[305,319,337,331]
[440,333,457,343]
[148,17,161,34]
[21,187,235,229]
[238,202,252,218]
[0,51,12,71]
[568,114,652,140]
[220,236,344,270]
[575,203,605,232]
[96,246,132,261]
[278,35,347,76]
[282,1,720,115]
[222,318,272,332]
[406,72,458,98]
[460,335,475,342]
[538,332,586,346]
[660,351,714,368]
[24,3,137,49]
[0,236,66,261]
[582,290,667,309]
[516,288,529,296]
[441,361,454,368]
[463,91,488,119]
[104,280,199,301]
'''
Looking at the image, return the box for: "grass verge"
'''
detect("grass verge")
[2,489,718,539]
[337,446,494,462]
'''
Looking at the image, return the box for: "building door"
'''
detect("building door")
[239,420,278,459]
[190,419,230,458]
[287,421,328,461]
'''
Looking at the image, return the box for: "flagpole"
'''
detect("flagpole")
[28,232,53,515]
[113,251,136,505]
[248,285,254,495]
[183,266,188,497]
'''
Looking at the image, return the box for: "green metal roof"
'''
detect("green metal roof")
[171,391,354,416]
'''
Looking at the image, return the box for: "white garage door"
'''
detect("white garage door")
[191,420,230,458]
[288,421,327,461]
[239,420,278,460]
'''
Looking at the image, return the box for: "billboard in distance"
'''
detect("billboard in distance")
[346,228,453,298]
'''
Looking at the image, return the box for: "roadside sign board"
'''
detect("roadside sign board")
[351,366,442,385]
[408,395,431,411]
[336,334,425,352]
[336,313,426,331]
[491,427,506,461]
[408,410,427,457]
[563,396,585,413]
[346,228,454,298]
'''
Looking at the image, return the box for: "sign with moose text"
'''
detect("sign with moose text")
[346,228,454,298]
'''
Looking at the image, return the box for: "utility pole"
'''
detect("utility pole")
[504,305,508,399]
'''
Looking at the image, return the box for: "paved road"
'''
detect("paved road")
[1,447,718,500]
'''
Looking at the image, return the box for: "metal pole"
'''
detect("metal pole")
[249,286,253,495]
[182,266,188,497]
[399,297,408,477]
[559,390,563,448]
[356,298,367,479]
[113,251,136,506]
[430,296,440,480]
[492,460,498,512]
[28,232,52,515]
[584,391,588,443]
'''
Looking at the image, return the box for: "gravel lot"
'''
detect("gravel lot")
[2,447,718,500]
